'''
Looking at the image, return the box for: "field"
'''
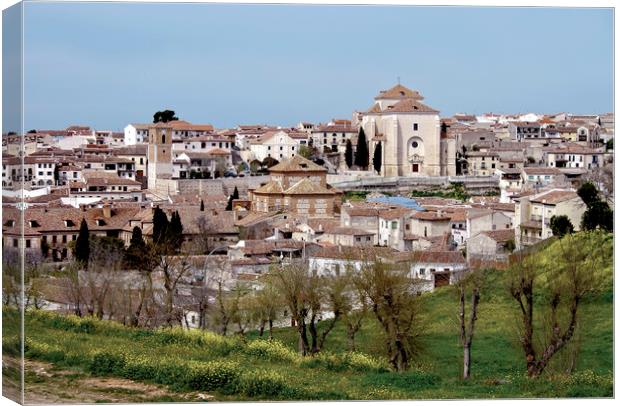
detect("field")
[2,239,614,402]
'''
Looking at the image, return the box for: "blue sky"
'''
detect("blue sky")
[3,2,614,132]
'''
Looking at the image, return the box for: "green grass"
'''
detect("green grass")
[2,237,613,400]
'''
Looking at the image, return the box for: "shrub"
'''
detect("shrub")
[245,339,297,363]
[183,360,241,392]
[90,351,127,376]
[239,370,287,397]
[299,352,389,373]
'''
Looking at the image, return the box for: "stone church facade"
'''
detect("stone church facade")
[359,84,456,177]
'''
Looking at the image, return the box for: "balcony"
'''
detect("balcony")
[521,236,543,245]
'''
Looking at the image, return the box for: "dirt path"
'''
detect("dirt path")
[3,357,213,404]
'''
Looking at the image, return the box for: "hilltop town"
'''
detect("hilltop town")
[2,83,613,318]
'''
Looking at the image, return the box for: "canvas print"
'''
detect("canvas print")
[1,1,614,403]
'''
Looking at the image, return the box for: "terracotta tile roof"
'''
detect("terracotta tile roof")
[382,99,439,114]
[253,180,285,194]
[269,155,326,173]
[412,211,451,221]
[374,84,424,101]
[379,207,415,220]
[324,226,375,236]
[481,229,515,243]
[522,167,562,175]
[285,178,336,195]
[389,250,466,264]
[311,246,397,261]
[529,190,579,205]
[2,206,140,236]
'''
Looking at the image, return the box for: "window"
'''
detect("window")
[412,141,419,148]
[13,239,18,247]
[391,221,397,230]
[26,239,31,248]
[413,123,418,131]
[62,235,67,243]
[419,268,426,275]
[162,135,166,143]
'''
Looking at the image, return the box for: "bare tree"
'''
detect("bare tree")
[509,231,611,378]
[253,277,282,339]
[356,254,425,371]
[156,254,193,327]
[270,261,312,355]
[84,237,124,319]
[455,268,482,380]
[579,164,614,204]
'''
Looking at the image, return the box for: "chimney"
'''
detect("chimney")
[102,202,112,218]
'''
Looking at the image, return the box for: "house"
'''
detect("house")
[317,226,377,247]
[389,250,467,292]
[68,175,143,203]
[514,188,587,248]
[310,122,358,153]
[543,143,604,170]
[465,150,499,176]
[521,167,566,190]
[249,130,300,162]
[2,205,139,261]
[466,229,515,269]
[124,124,150,145]
[378,207,416,250]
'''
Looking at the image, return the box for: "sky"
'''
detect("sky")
[2,2,614,132]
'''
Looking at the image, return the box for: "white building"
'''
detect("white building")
[249,130,300,162]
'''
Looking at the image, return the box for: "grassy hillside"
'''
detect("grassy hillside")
[2,235,613,400]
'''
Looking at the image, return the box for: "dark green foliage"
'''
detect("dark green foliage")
[75,218,90,265]
[168,211,184,251]
[372,142,382,174]
[262,157,279,168]
[345,139,354,168]
[153,110,178,123]
[225,196,233,211]
[549,215,574,237]
[577,182,600,208]
[125,227,147,270]
[605,139,613,151]
[90,352,127,376]
[152,207,169,245]
[239,371,287,397]
[578,182,613,232]
[200,199,205,211]
[354,128,369,169]
[232,186,239,200]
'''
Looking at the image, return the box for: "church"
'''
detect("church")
[358,84,456,177]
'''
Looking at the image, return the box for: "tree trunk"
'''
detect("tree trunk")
[463,344,471,380]
[258,320,266,337]
[268,319,274,340]
[347,327,356,352]
[309,314,319,354]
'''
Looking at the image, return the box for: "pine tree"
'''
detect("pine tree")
[355,128,369,169]
[200,199,205,211]
[75,218,90,265]
[232,186,239,200]
[372,142,382,174]
[152,207,169,245]
[345,139,354,168]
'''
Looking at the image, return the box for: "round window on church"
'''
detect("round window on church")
[412,141,419,148]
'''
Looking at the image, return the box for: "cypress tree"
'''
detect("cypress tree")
[75,218,90,265]
[168,211,184,251]
[152,207,169,245]
[225,196,233,211]
[232,186,239,201]
[129,226,145,248]
[355,128,369,169]
[372,142,382,174]
[345,139,354,168]
[200,199,205,211]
